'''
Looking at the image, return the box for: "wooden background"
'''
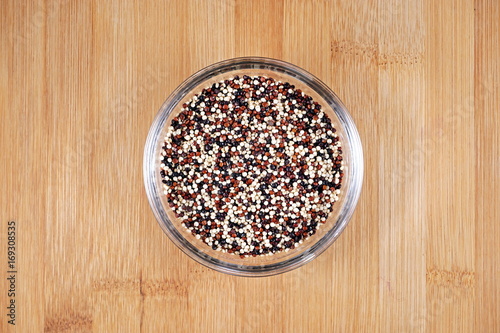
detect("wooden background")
[1,0,499,332]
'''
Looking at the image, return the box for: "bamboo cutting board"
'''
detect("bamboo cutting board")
[1,0,499,332]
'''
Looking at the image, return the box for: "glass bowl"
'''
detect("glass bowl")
[144,57,363,277]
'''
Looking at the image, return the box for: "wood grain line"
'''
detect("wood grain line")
[44,312,92,333]
[330,39,423,66]
[92,279,141,295]
[377,52,423,66]
[330,39,378,59]
[426,268,475,288]
[92,278,189,298]
[141,279,189,297]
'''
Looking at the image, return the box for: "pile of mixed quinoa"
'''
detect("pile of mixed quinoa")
[160,75,343,257]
